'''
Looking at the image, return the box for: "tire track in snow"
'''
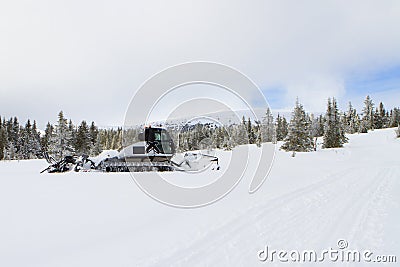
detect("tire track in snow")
[339,167,398,267]
[308,167,393,267]
[138,167,385,266]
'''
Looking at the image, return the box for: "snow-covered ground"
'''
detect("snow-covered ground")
[0,128,399,266]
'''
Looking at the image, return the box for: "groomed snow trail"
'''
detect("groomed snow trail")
[137,129,400,266]
[137,166,398,267]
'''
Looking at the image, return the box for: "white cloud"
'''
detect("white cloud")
[1,0,400,127]
[283,74,346,111]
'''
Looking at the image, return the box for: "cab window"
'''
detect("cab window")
[154,132,161,141]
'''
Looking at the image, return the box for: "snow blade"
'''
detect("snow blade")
[41,155,77,173]
[171,152,220,172]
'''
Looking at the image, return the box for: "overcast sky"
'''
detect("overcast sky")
[1,0,400,128]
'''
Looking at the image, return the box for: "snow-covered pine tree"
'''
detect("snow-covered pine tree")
[225,125,236,149]
[310,114,324,138]
[118,127,123,149]
[190,130,197,151]
[194,123,206,150]
[281,99,314,152]
[361,95,375,132]
[358,119,368,134]
[275,114,288,141]
[97,129,106,150]
[389,108,400,128]
[344,102,360,134]
[31,120,42,158]
[310,113,327,151]
[339,112,348,142]
[2,118,12,159]
[381,104,389,128]
[89,121,101,155]
[20,120,33,159]
[106,128,117,150]
[396,123,400,138]
[260,108,275,143]
[7,143,16,160]
[223,133,234,150]
[0,118,7,160]
[41,122,53,152]
[67,119,76,152]
[89,122,98,146]
[309,114,319,151]
[1,117,20,160]
[75,120,91,154]
[323,97,347,148]
[11,117,20,156]
[0,117,32,160]
[246,118,257,144]
[235,116,248,145]
[16,124,27,159]
[228,124,238,148]
[113,127,123,150]
[254,120,262,147]
[217,126,225,149]
[317,114,325,137]
[212,126,223,149]
[21,119,41,159]
[178,131,189,152]
[48,111,75,161]
[91,134,103,156]
[373,102,386,129]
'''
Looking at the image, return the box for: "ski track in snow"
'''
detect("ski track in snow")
[138,166,398,267]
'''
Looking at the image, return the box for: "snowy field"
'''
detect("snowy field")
[0,128,399,266]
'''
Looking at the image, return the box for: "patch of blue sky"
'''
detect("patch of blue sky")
[260,85,286,110]
[344,64,400,96]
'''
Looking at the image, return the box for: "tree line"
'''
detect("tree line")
[280,96,400,152]
[0,95,399,161]
[0,111,123,161]
[169,95,400,153]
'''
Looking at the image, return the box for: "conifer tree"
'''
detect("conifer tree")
[236,116,248,145]
[11,117,20,154]
[213,126,224,149]
[48,111,75,160]
[91,134,103,156]
[323,98,347,148]
[260,108,275,142]
[361,95,375,132]
[20,120,33,159]
[247,118,256,144]
[75,120,91,154]
[275,114,288,141]
[389,108,400,127]
[310,114,324,138]
[345,102,359,134]
[41,122,53,152]
[31,120,42,158]
[281,99,314,152]
[89,122,98,147]
[0,118,6,160]
[253,121,262,147]
[373,102,386,129]
[67,119,76,151]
